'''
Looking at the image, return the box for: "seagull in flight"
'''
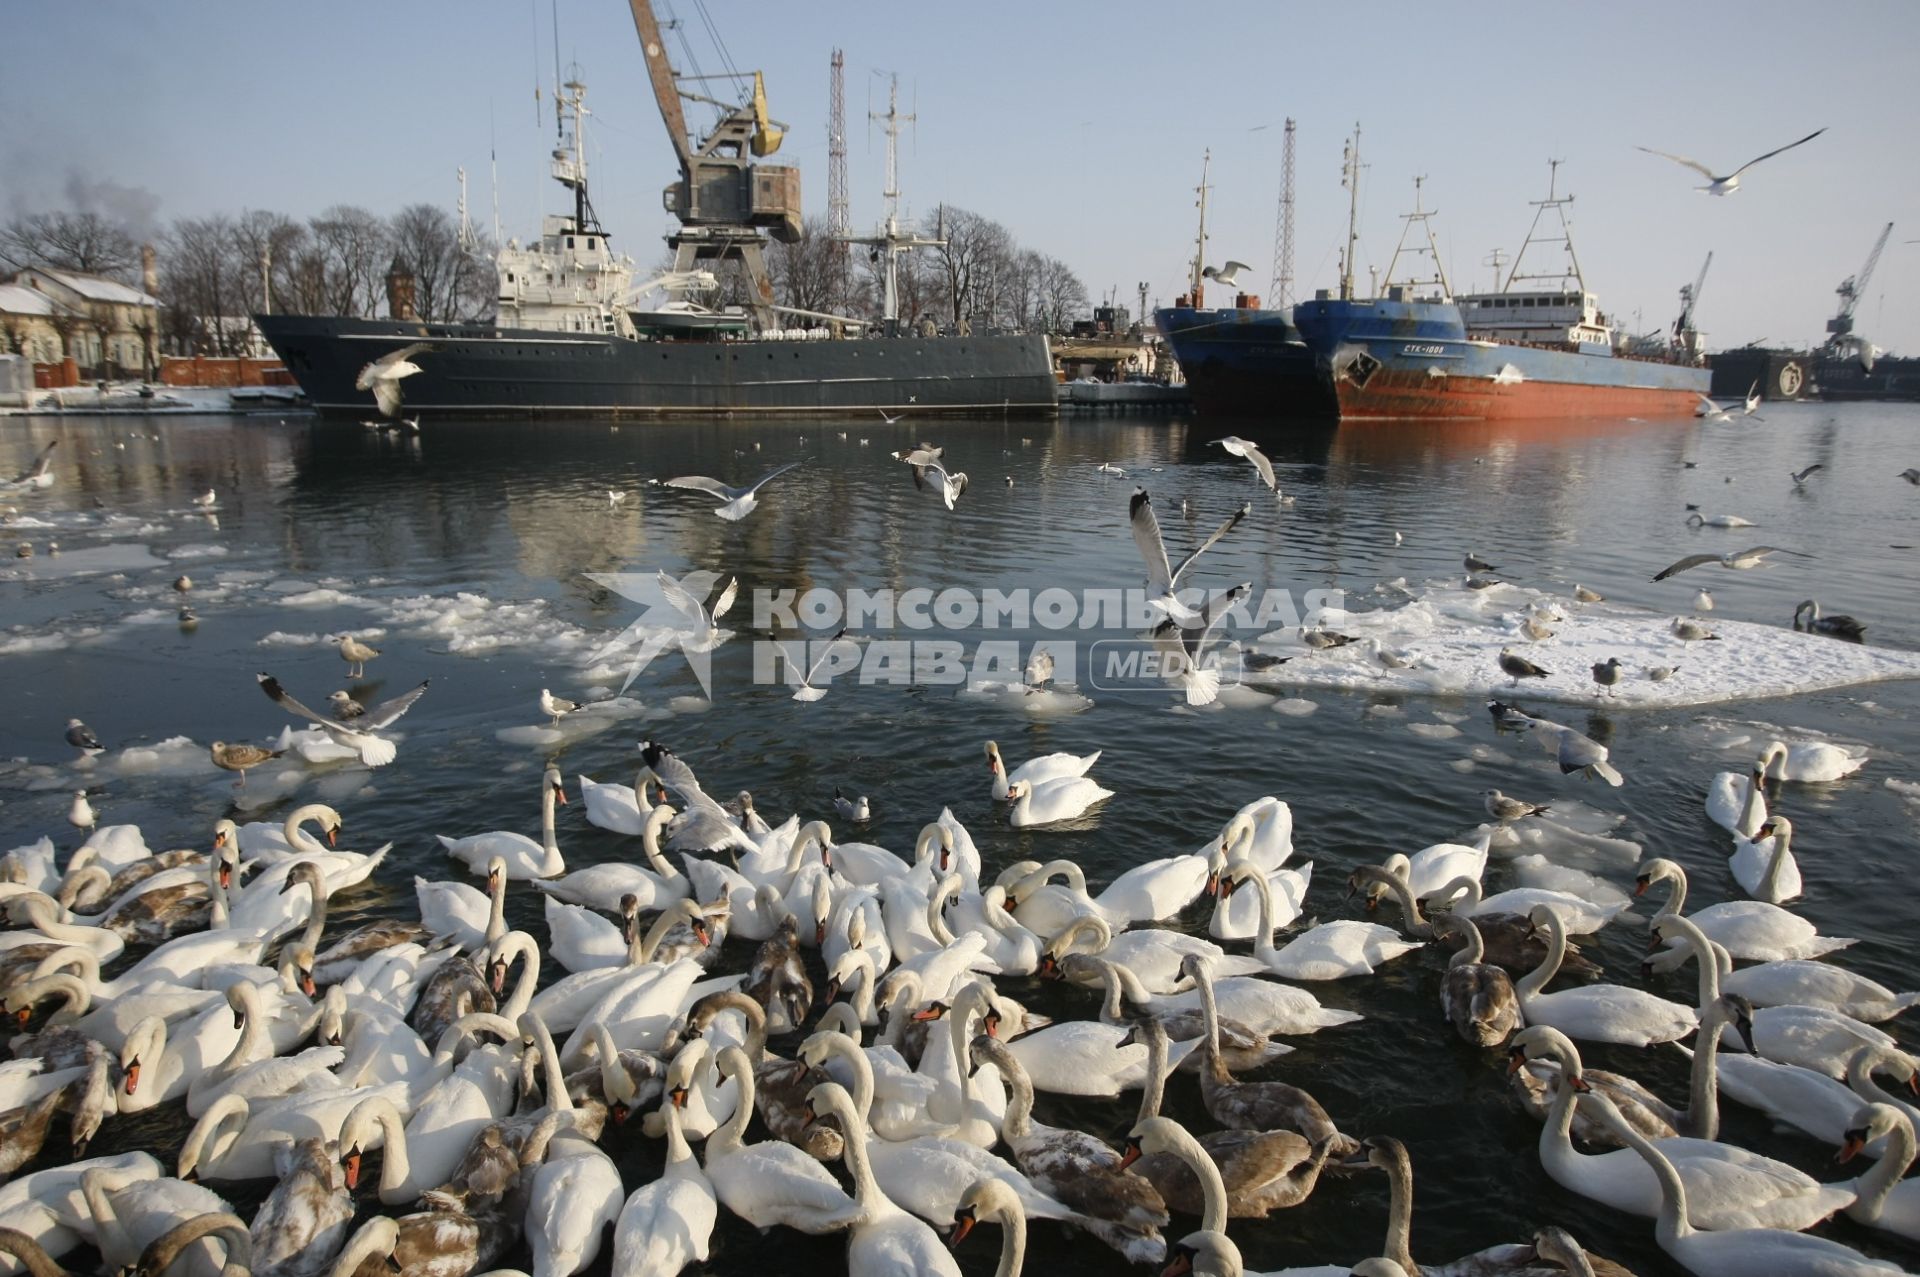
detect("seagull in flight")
[778,628,857,702]
[257,673,429,766]
[354,341,435,418]
[654,462,801,521]
[657,569,740,644]
[1790,464,1824,488]
[639,740,759,854]
[1130,487,1250,625]
[889,442,944,488]
[878,408,905,425]
[1743,382,1765,419]
[1696,394,1735,423]
[1652,545,1806,581]
[2,440,58,491]
[1208,437,1276,490]
[1201,261,1253,288]
[1150,581,1251,706]
[920,459,970,511]
[1635,127,1826,196]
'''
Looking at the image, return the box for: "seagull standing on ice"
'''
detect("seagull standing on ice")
[654,462,802,522]
[1498,648,1550,686]
[354,341,435,417]
[1483,789,1550,821]
[1208,436,1277,490]
[337,634,380,678]
[68,790,96,833]
[210,741,285,788]
[1201,260,1253,287]
[540,688,581,726]
[1634,127,1826,196]
[192,490,217,509]
[1130,488,1249,625]
[257,673,430,767]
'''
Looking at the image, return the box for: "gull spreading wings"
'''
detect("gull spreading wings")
[656,462,801,521]
[919,459,969,511]
[1208,436,1277,490]
[778,628,856,702]
[1652,546,1805,581]
[2,440,59,490]
[1202,261,1252,288]
[639,740,758,853]
[1635,127,1826,196]
[257,673,429,766]
[657,570,739,636]
[1487,700,1624,786]
[1130,487,1250,624]
[1150,581,1251,707]
[354,342,435,418]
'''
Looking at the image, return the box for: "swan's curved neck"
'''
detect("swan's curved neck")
[1758,822,1792,898]
[1379,1143,1416,1274]
[1736,772,1766,837]
[712,1054,757,1156]
[1166,1122,1231,1233]
[1650,865,1687,917]
[822,1033,875,1119]
[641,810,678,877]
[1514,911,1569,999]
[141,1214,250,1277]
[1192,965,1229,1083]
[215,987,269,1078]
[21,895,100,944]
[638,905,693,963]
[846,950,878,1023]
[1370,867,1430,937]
[527,1015,570,1112]
[368,1100,409,1196]
[182,1096,249,1177]
[1855,1114,1917,1217]
[539,780,560,861]
[1238,866,1277,956]
[0,1227,70,1277]
[832,1094,888,1222]
[1135,1027,1168,1126]
[498,939,538,1021]
[294,872,332,955]
[1436,874,1483,910]
[286,805,333,853]
[925,889,956,947]
[994,1045,1034,1142]
[988,1199,1026,1277]
[1681,1000,1729,1140]
[661,1094,695,1166]
[1663,914,1722,1008]
[486,871,508,945]
[1447,918,1486,968]
[1590,1094,1693,1245]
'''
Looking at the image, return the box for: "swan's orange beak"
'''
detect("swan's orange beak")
[1162,1253,1195,1277]
[1633,878,1650,897]
[326,825,339,847]
[1839,1133,1866,1164]
[301,970,317,998]
[13,1007,29,1028]
[1568,1074,1592,1093]
[1116,1138,1142,1171]
[983,1012,1001,1039]
[949,1208,976,1247]
[213,830,228,850]
[669,1086,688,1110]
[218,861,232,890]
[553,783,568,805]
[124,1059,141,1095]
[692,921,711,947]
[801,1101,817,1128]
[1204,872,1219,898]
[814,922,826,946]
[910,1003,947,1023]
[1037,954,1059,979]
[489,960,507,997]
[343,1149,362,1190]
[1505,1046,1528,1077]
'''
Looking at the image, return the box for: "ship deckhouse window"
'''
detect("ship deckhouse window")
[566,237,575,248]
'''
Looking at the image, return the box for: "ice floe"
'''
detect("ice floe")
[1251,579,1920,708]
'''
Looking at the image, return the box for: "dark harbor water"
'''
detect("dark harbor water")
[3,401,1919,1276]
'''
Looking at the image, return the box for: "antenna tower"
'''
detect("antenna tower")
[1270,118,1296,306]
[827,49,851,288]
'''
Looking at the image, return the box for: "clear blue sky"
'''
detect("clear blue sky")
[6,0,1916,353]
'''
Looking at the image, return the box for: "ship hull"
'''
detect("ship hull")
[1154,307,1337,419]
[1294,298,1709,421]
[1815,354,1920,402]
[256,315,1060,419]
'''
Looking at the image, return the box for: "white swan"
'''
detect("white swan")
[534,806,687,912]
[1043,914,1264,994]
[1838,1104,1920,1242]
[1005,776,1113,828]
[1421,874,1627,935]
[1579,1088,1903,1275]
[186,983,343,1117]
[1704,765,1768,840]
[1006,1016,1202,1097]
[804,1081,964,1276]
[414,856,508,951]
[985,740,1101,801]
[1659,917,1897,1078]
[1637,858,1855,965]
[1224,860,1420,980]
[576,766,664,836]
[701,1044,855,1233]
[1512,1026,1853,1231]
[609,1092,715,1277]
[1728,815,1801,904]
[1206,852,1309,941]
[1759,738,1868,784]
[1516,906,1696,1047]
[948,1179,1029,1277]
[436,767,566,880]
[524,1122,623,1277]
[1378,835,1490,900]
[1721,959,1920,1022]
[1010,857,1207,933]
[176,1083,411,1182]
[80,1167,235,1277]
[542,894,632,974]
[229,805,341,860]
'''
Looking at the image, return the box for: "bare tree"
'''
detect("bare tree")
[0,211,140,279]
[767,215,851,319]
[228,210,307,319]
[390,204,471,320]
[1037,255,1089,335]
[1003,249,1043,333]
[308,205,391,317]
[927,204,1013,329]
[161,214,239,354]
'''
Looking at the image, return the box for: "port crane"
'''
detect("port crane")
[1825,221,1893,355]
[1672,251,1710,358]
[625,0,802,328]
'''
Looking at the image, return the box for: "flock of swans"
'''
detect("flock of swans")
[0,699,1911,1277]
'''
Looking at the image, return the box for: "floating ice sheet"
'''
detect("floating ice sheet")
[1250,580,1920,708]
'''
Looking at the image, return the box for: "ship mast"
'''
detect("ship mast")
[1501,159,1583,296]
[1381,175,1451,300]
[844,74,946,335]
[1340,123,1363,300]
[1189,149,1212,307]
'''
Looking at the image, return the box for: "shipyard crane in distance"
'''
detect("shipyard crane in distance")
[1672,251,1711,358]
[1825,221,1893,357]
[624,0,802,328]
